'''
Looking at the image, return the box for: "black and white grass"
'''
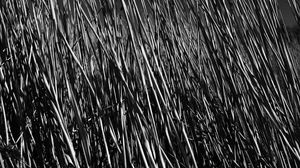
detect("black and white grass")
[0,0,300,167]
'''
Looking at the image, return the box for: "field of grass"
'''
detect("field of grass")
[0,0,300,167]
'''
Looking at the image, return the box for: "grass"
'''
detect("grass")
[0,0,300,167]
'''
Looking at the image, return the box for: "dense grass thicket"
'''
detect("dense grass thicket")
[1,0,300,167]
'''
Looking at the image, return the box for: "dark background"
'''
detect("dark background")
[278,0,297,27]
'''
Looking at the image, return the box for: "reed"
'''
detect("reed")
[0,0,300,167]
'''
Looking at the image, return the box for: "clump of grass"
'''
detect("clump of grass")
[0,0,300,167]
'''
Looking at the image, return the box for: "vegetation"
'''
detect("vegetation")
[0,0,300,167]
